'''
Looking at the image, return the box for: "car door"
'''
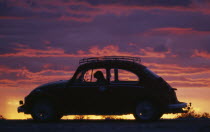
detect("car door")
[105,68,145,113]
[67,68,109,114]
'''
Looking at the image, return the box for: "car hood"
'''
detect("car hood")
[30,80,68,94]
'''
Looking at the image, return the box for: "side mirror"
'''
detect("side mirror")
[172,88,177,90]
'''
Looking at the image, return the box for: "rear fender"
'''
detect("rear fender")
[134,97,167,112]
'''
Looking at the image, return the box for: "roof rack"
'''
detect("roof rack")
[79,56,141,65]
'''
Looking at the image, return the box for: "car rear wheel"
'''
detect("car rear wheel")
[56,114,63,120]
[31,100,57,122]
[133,101,163,121]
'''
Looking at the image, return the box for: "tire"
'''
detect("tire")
[31,100,57,122]
[55,114,63,120]
[133,100,163,122]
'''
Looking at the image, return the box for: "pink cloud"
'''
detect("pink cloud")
[0,45,175,58]
[1,60,210,91]
[0,65,74,86]
[13,43,29,48]
[0,47,68,57]
[0,16,27,20]
[43,40,51,45]
[42,64,53,69]
[143,27,210,36]
[58,15,92,22]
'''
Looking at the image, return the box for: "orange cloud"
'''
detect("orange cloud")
[139,47,171,58]
[165,76,210,87]
[145,62,210,77]
[192,49,210,59]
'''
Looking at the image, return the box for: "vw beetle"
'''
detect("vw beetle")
[18,56,189,121]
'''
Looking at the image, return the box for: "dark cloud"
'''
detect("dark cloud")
[154,45,169,52]
[0,45,15,54]
[1,0,210,24]
[0,56,78,73]
[0,1,9,15]
[78,0,192,7]
[0,0,92,21]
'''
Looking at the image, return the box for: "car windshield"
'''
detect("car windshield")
[144,68,160,79]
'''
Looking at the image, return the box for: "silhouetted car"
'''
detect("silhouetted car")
[18,56,189,121]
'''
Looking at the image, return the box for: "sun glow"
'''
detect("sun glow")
[3,99,177,120]
[5,99,31,119]
[2,88,210,120]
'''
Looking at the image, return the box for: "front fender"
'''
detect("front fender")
[24,92,62,113]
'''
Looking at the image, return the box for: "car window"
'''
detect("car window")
[118,69,139,81]
[110,68,139,82]
[83,68,107,82]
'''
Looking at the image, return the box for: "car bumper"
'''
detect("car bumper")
[166,102,190,113]
[168,102,188,109]
[17,105,25,113]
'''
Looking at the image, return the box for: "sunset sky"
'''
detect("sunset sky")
[0,0,210,119]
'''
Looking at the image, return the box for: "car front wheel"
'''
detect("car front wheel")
[133,101,163,121]
[31,100,57,121]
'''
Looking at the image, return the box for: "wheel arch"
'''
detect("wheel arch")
[27,93,61,113]
[134,96,166,112]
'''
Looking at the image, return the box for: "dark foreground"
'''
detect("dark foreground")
[0,119,210,132]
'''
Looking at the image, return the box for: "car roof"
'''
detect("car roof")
[77,56,146,71]
[70,57,146,81]
[79,56,141,65]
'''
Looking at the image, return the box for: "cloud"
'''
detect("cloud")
[142,62,210,88]
[139,47,173,58]
[165,75,210,88]
[0,16,27,19]
[3,64,79,84]
[192,49,210,59]
[143,27,210,36]
[0,0,99,22]
[78,0,192,7]
[0,45,175,58]
[1,0,210,22]
[1,60,210,91]
[145,62,210,76]
[0,47,70,57]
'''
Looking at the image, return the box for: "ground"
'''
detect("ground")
[0,119,210,132]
